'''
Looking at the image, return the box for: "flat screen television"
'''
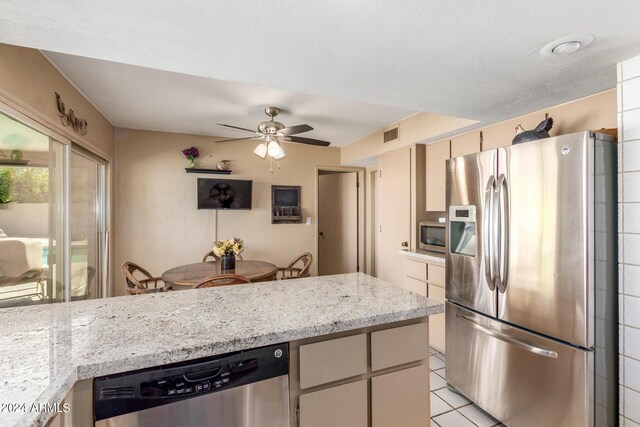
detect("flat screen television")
[197,178,253,210]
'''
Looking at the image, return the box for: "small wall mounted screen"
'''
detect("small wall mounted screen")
[274,188,299,207]
[197,178,253,210]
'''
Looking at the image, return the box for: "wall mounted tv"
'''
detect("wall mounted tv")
[197,178,253,210]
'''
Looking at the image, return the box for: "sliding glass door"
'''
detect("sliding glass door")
[70,148,107,301]
[0,110,108,307]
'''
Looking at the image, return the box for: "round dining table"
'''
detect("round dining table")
[161,260,278,289]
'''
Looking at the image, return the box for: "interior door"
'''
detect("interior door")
[445,149,497,317]
[379,148,411,288]
[496,133,592,348]
[318,172,358,275]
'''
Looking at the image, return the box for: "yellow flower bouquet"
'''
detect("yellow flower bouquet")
[212,237,244,257]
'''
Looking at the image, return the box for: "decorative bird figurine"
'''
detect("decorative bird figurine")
[512,117,554,144]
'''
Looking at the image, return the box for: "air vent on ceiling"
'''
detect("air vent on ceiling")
[383,127,399,143]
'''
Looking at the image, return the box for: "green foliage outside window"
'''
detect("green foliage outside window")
[0,167,49,204]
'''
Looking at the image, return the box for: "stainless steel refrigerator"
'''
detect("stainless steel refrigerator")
[445,131,617,427]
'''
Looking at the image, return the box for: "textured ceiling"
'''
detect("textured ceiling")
[43,52,414,146]
[2,1,640,128]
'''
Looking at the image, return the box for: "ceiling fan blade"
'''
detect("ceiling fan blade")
[279,124,313,136]
[217,123,258,134]
[215,136,262,143]
[286,136,331,147]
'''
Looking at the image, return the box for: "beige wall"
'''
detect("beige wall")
[341,112,478,166]
[342,90,616,166]
[0,44,114,158]
[435,89,616,151]
[0,203,48,237]
[113,129,341,295]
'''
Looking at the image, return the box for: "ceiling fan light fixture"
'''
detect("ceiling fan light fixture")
[253,142,267,159]
[274,150,286,160]
[267,140,283,157]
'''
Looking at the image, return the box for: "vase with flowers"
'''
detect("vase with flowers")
[182,146,199,168]
[212,237,244,270]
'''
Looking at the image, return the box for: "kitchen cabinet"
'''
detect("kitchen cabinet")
[404,276,427,296]
[290,319,431,427]
[44,380,92,427]
[299,380,368,427]
[371,364,430,427]
[299,334,367,389]
[371,323,429,371]
[379,145,428,288]
[425,140,450,211]
[402,255,446,353]
[427,284,446,352]
[379,148,412,288]
[451,132,481,158]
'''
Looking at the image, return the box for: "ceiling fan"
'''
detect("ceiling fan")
[216,107,331,160]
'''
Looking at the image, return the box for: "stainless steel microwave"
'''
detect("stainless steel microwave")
[418,221,446,253]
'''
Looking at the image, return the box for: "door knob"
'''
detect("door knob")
[319,232,325,239]
[401,241,409,247]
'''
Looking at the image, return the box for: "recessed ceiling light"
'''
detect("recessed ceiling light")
[540,34,594,57]
[551,41,582,55]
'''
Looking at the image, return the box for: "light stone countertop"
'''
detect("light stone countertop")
[400,249,446,265]
[0,272,442,427]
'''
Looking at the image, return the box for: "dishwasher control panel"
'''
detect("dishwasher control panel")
[139,358,258,397]
[94,343,288,421]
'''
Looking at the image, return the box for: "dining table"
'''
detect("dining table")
[161,260,278,289]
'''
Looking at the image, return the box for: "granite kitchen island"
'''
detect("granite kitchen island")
[0,273,443,427]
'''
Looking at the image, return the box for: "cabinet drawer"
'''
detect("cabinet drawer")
[428,284,446,353]
[300,380,368,427]
[405,258,427,281]
[372,364,430,427]
[371,323,429,371]
[404,276,427,297]
[299,334,367,389]
[428,283,445,303]
[428,264,445,287]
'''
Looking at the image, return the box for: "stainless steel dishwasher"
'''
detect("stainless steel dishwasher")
[94,343,289,427]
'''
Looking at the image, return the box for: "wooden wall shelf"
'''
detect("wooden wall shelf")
[185,168,232,175]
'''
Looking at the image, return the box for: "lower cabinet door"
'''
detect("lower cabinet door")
[299,380,368,427]
[428,284,446,353]
[372,364,430,427]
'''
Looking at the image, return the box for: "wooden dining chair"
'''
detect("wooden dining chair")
[122,262,169,295]
[276,252,313,280]
[193,274,251,288]
[202,250,244,262]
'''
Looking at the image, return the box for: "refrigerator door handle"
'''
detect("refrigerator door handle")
[494,174,510,293]
[456,313,558,358]
[483,175,496,291]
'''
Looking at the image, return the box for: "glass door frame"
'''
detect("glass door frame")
[70,144,108,300]
[0,100,111,302]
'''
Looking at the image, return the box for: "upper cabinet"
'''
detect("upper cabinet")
[425,140,450,212]
[450,132,481,158]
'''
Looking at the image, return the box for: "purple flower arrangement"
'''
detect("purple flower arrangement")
[182,146,199,161]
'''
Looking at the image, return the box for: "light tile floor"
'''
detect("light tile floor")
[429,347,503,427]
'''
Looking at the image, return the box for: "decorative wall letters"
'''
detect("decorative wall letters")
[55,92,88,135]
